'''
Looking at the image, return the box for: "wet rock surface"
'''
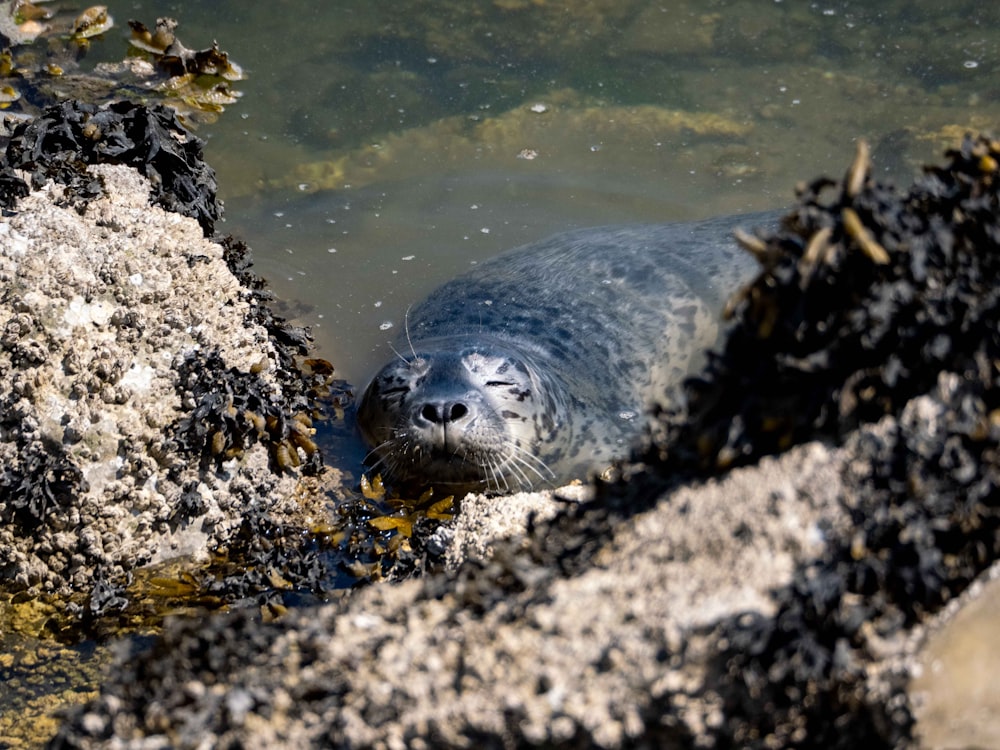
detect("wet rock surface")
[910,562,1000,749]
[47,442,846,749]
[43,136,1000,747]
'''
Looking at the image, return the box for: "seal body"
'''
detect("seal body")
[357,212,775,493]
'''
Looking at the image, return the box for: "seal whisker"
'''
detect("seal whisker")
[403,304,417,363]
[502,444,556,487]
[362,441,394,473]
[386,342,410,368]
[363,433,399,461]
[497,453,530,490]
[478,453,502,494]
[364,452,387,475]
[483,463,497,494]
[505,440,556,476]
[491,457,511,494]
[504,455,548,490]
[500,441,546,485]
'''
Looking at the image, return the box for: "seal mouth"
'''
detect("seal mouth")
[418,445,498,486]
[426,438,558,493]
[424,424,464,456]
[363,433,556,494]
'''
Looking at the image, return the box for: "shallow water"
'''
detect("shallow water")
[223,165,758,381]
[152,0,1000,384]
[5,0,1000,743]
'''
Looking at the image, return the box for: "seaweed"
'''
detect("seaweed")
[0,437,85,531]
[0,99,220,234]
[649,136,1000,475]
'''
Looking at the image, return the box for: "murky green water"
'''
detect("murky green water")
[3,0,1000,745]
[144,0,1000,383]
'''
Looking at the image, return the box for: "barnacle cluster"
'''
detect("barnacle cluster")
[210,235,353,472]
[169,234,345,478]
[171,348,327,477]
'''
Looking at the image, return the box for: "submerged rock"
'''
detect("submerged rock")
[0,7,244,127]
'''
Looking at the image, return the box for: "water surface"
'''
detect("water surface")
[141,0,1000,384]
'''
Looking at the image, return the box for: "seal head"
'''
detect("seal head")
[358,337,568,493]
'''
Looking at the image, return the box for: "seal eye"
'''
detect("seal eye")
[485,380,514,387]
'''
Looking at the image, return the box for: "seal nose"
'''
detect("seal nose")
[419,401,470,424]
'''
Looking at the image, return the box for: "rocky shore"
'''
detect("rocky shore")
[1,100,998,748]
[44,389,1000,749]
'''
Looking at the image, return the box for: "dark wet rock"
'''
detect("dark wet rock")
[643,137,1000,478]
[45,138,1000,748]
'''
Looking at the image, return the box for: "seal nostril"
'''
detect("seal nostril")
[420,402,468,423]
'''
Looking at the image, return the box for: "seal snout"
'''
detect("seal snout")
[412,394,482,455]
[359,344,559,490]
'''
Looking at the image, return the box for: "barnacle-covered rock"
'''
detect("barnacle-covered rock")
[0,157,338,614]
[645,135,1000,474]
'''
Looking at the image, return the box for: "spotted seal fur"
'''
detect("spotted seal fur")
[357,212,775,492]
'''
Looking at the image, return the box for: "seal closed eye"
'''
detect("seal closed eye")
[357,212,775,493]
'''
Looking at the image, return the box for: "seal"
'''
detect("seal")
[357,212,775,493]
